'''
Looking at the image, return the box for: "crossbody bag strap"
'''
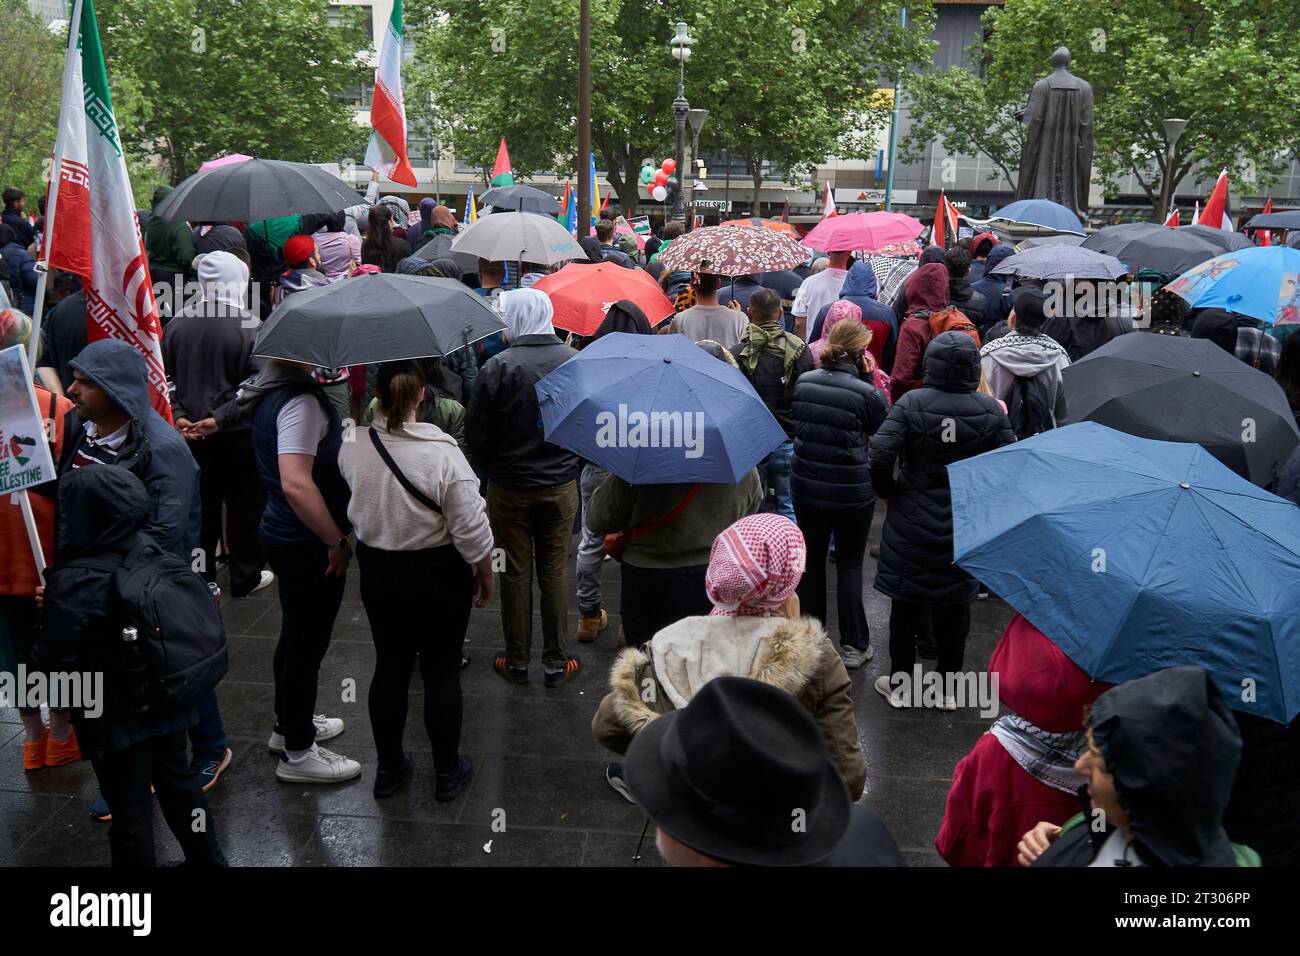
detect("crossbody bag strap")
[621,482,701,548]
[369,427,442,514]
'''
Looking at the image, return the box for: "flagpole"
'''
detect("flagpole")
[27,0,83,381]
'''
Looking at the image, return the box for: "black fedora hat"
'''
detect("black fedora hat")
[623,676,851,866]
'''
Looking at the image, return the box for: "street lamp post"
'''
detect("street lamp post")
[687,108,708,229]
[1160,118,1187,222]
[670,22,693,224]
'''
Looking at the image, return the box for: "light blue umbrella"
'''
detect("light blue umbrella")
[989,198,1085,234]
[1165,245,1300,326]
[535,332,786,484]
[949,421,1300,723]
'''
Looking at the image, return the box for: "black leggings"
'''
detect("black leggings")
[887,599,971,679]
[357,541,473,774]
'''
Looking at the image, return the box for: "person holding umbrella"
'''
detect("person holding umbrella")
[668,273,748,353]
[338,361,495,801]
[466,289,584,686]
[870,333,1015,709]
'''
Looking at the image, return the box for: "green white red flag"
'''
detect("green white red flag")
[364,0,417,187]
[44,0,170,422]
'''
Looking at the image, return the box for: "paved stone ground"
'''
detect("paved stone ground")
[0,515,1012,867]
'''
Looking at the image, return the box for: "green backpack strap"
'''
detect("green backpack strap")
[1232,843,1261,867]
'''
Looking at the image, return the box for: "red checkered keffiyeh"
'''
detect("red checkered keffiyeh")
[705,515,807,617]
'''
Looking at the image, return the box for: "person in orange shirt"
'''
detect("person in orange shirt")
[0,308,80,770]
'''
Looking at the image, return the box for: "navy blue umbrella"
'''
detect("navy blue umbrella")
[950,422,1300,723]
[535,333,786,484]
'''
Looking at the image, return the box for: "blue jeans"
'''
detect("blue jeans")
[766,441,795,523]
[187,690,227,764]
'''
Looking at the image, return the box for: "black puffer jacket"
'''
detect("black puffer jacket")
[869,332,1015,604]
[790,363,889,510]
[1224,712,1300,866]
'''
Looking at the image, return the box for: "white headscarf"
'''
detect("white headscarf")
[502,288,555,339]
[197,250,250,314]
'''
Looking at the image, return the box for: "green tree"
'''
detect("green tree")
[902,0,1300,219]
[99,0,371,185]
[0,0,63,201]
[407,0,935,213]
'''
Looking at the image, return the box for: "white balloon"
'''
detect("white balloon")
[652,185,668,202]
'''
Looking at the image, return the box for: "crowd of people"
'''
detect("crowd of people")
[1,175,1298,870]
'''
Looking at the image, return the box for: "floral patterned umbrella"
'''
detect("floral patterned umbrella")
[657,225,809,276]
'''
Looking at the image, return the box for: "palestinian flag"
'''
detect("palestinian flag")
[1258,198,1273,246]
[364,0,417,187]
[44,0,169,422]
[491,138,514,187]
[1197,169,1233,231]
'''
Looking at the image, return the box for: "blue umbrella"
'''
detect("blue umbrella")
[989,199,1085,234]
[949,422,1300,723]
[1165,245,1300,326]
[535,332,787,484]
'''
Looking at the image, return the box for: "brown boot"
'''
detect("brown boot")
[577,608,608,643]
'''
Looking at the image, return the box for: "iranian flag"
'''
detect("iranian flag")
[364,0,417,187]
[43,0,169,422]
[491,138,514,187]
[821,181,837,219]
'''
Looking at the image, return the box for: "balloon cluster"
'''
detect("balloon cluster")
[639,158,679,203]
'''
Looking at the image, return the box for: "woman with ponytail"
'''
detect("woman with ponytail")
[337,361,495,802]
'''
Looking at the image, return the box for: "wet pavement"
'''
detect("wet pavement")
[0,517,1013,867]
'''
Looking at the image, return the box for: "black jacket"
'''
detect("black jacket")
[1036,667,1244,867]
[466,333,581,488]
[791,363,889,511]
[947,275,988,331]
[1224,712,1300,866]
[600,244,635,268]
[34,467,201,758]
[737,324,816,437]
[1042,310,1133,362]
[162,301,260,432]
[869,333,1015,604]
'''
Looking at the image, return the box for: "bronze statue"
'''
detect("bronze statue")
[1015,47,1094,218]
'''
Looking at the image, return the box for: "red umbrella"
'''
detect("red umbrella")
[720,217,800,237]
[531,262,674,336]
[801,211,925,253]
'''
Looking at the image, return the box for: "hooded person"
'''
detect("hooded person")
[465,288,583,687]
[968,231,999,281]
[53,339,200,560]
[979,287,1071,437]
[143,185,198,296]
[1026,666,1259,868]
[623,677,903,868]
[418,197,437,237]
[891,244,948,326]
[33,466,227,867]
[936,615,1111,867]
[579,235,605,264]
[809,260,897,370]
[413,206,461,263]
[191,223,246,258]
[888,261,951,401]
[592,514,868,803]
[970,243,1017,332]
[312,211,363,283]
[572,300,656,646]
[375,194,414,246]
[397,256,477,404]
[1040,279,1134,363]
[869,332,1015,710]
[163,250,272,600]
[1189,307,1281,376]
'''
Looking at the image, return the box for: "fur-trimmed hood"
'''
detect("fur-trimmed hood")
[608,615,832,737]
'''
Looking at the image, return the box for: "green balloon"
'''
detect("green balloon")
[639,166,654,185]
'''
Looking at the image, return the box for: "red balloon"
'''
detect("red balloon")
[662,159,677,175]
[653,170,668,186]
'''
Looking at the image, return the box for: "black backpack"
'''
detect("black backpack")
[72,538,229,715]
[1006,373,1055,441]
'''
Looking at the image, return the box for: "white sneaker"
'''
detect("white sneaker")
[937,695,958,712]
[267,714,345,753]
[275,745,362,784]
[841,645,873,669]
[874,675,910,709]
[251,570,276,593]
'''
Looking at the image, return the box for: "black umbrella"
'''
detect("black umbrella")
[1081,222,1235,274]
[478,184,562,215]
[252,274,505,367]
[1061,333,1300,487]
[1245,210,1300,231]
[155,159,364,223]
[411,233,481,274]
[1178,224,1252,256]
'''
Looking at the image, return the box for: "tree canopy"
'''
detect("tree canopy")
[0,0,63,202]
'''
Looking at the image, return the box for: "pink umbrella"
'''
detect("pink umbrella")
[801,211,925,253]
[198,153,254,174]
[589,219,647,251]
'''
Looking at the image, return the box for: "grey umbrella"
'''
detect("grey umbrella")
[989,244,1127,281]
[252,274,505,367]
[1081,222,1236,274]
[449,211,584,266]
[1017,234,1086,250]
[154,159,364,223]
[479,184,563,215]
[1178,224,1252,256]
[1245,210,1300,231]
[411,233,481,274]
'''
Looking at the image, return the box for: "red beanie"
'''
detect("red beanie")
[284,234,316,267]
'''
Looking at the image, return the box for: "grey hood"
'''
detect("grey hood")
[979,332,1070,377]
